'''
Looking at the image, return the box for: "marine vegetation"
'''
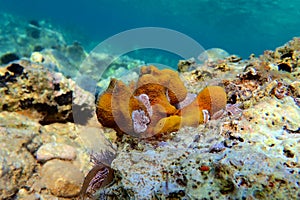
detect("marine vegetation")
[96,65,227,139]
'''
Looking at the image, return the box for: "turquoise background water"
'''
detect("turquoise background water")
[1,0,300,59]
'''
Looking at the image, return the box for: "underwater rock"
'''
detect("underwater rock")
[0,111,112,199]
[0,52,20,65]
[0,20,300,200]
[198,48,230,62]
[0,60,95,125]
[260,37,300,78]
[95,66,140,94]
[290,81,300,98]
[0,111,104,199]
[30,51,44,63]
[103,113,299,199]
[0,112,39,199]
[177,57,196,72]
[32,47,86,78]
[91,38,300,199]
[88,53,145,79]
[220,39,300,108]
[0,13,67,60]
[26,24,41,39]
[100,95,300,199]
[36,142,77,162]
[243,97,300,132]
[78,53,145,92]
[0,14,93,82]
[226,54,242,62]
[41,159,84,197]
[65,42,87,64]
[0,149,35,199]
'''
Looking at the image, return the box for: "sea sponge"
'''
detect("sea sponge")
[178,86,227,126]
[96,66,227,138]
[197,86,227,115]
[133,83,178,137]
[138,65,187,105]
[96,78,143,134]
[153,115,182,135]
[134,83,177,115]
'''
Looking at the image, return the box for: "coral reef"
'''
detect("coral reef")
[0,60,94,125]
[0,15,300,199]
[221,38,300,110]
[96,65,227,138]
[95,38,300,199]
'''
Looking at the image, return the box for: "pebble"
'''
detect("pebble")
[41,159,84,197]
[30,52,44,63]
[36,143,77,162]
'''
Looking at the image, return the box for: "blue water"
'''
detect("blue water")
[1,0,300,59]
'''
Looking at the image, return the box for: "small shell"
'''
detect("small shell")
[79,164,114,200]
[80,151,116,199]
[202,110,210,123]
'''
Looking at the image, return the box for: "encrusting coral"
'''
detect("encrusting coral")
[96,65,227,138]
